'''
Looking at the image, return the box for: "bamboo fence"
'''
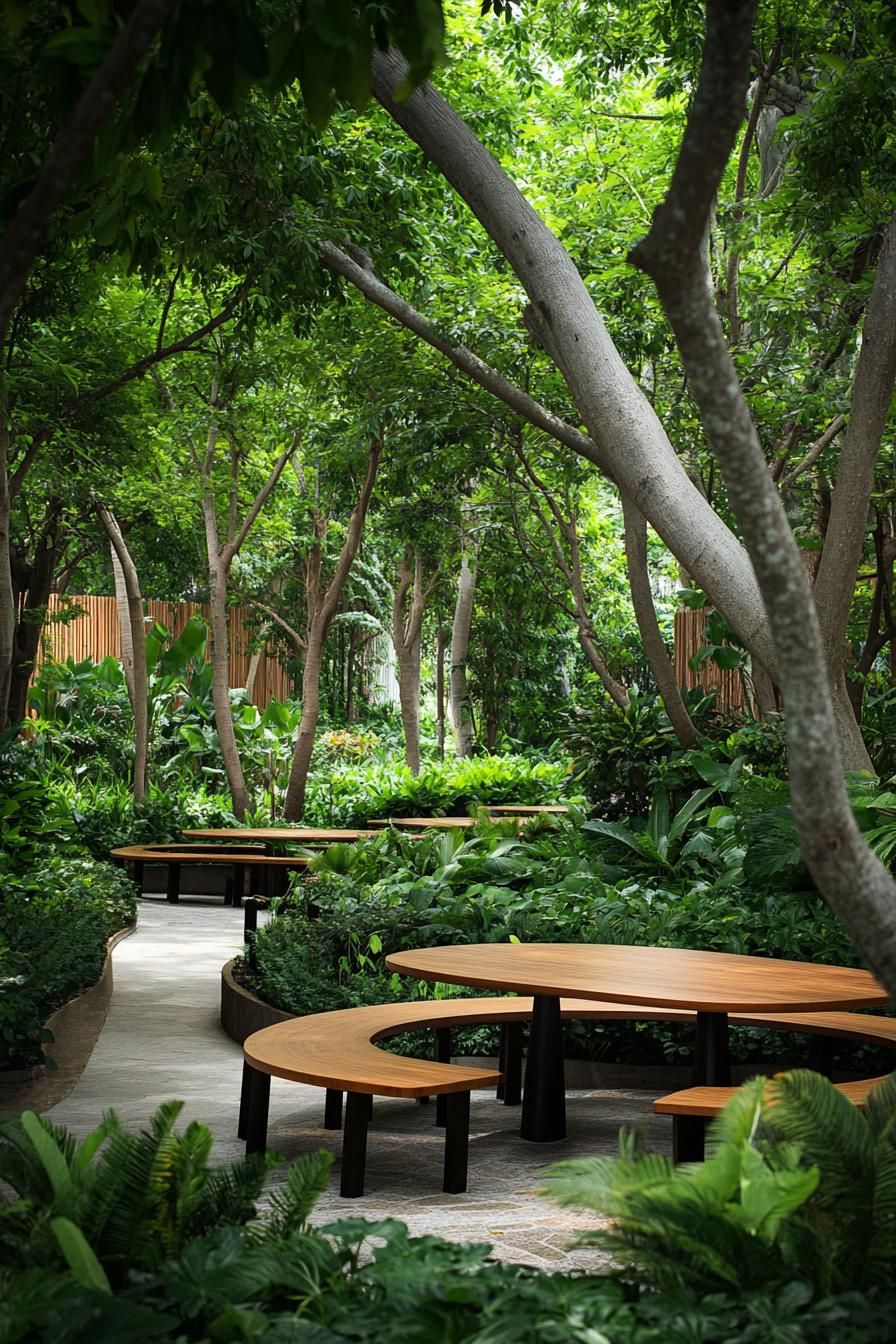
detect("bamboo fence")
[673,606,744,712]
[34,594,292,709]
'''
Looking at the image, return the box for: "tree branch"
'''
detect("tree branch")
[630,0,896,993]
[0,0,176,330]
[777,413,847,493]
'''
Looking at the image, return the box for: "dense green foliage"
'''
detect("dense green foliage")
[2,1081,895,1343]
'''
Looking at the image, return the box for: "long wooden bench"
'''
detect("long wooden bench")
[239,994,896,1194]
[654,1009,896,1160]
[111,844,310,905]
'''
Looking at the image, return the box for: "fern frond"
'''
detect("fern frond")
[259,1151,335,1241]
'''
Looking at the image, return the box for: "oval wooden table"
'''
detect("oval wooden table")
[182,827,378,845]
[385,943,888,1143]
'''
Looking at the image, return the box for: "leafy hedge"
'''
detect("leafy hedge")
[0,858,136,1070]
[1,1075,894,1342]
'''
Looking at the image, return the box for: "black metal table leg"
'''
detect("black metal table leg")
[693,1011,731,1085]
[133,859,144,893]
[230,862,247,908]
[521,994,566,1142]
[166,862,181,903]
[499,1022,523,1106]
[442,1090,471,1193]
[245,1066,271,1154]
[341,1092,370,1197]
[324,1088,343,1130]
[809,1034,834,1078]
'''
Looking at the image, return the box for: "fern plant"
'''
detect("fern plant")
[542,1071,896,1296]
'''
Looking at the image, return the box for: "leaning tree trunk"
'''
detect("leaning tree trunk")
[449,549,477,758]
[621,492,697,747]
[202,497,250,821]
[96,504,149,802]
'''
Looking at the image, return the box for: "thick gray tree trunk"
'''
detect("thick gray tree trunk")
[96,506,149,802]
[449,547,477,758]
[630,0,896,999]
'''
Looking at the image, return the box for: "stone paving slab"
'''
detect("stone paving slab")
[46,897,672,1271]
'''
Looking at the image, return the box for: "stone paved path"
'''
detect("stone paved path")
[48,898,672,1271]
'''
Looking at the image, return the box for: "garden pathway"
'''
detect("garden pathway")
[47,897,672,1271]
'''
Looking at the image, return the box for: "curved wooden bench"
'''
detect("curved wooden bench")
[655,1009,896,1160]
[111,844,310,905]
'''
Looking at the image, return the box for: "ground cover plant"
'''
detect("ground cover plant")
[1,1077,894,1343]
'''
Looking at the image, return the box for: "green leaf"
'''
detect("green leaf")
[51,1217,112,1293]
[21,1111,73,1202]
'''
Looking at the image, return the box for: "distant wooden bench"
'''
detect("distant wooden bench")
[655,1009,896,1160]
[111,844,311,906]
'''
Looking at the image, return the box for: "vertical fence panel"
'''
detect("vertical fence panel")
[32,596,293,709]
[673,607,744,712]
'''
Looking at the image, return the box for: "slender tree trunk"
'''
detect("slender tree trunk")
[436,622,448,760]
[7,508,61,727]
[202,495,250,820]
[96,504,148,802]
[245,649,262,705]
[449,548,477,758]
[0,414,14,730]
[750,659,779,720]
[282,442,381,819]
[392,550,428,773]
[621,493,698,746]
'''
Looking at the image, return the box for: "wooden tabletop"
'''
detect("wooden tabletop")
[385,942,889,1014]
[486,805,570,815]
[182,827,378,842]
[368,817,476,829]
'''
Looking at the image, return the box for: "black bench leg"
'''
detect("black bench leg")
[693,1011,731,1086]
[443,1090,471,1194]
[673,1115,706,1163]
[133,859,144,894]
[341,1092,370,1197]
[238,1060,252,1138]
[809,1035,834,1079]
[497,1023,523,1105]
[435,1028,451,1127]
[166,862,181,904]
[245,1067,271,1154]
[324,1089,343,1130]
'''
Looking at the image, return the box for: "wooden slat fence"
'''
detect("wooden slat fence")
[673,607,744,712]
[34,594,292,709]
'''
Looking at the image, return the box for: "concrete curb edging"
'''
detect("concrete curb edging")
[220,958,293,1044]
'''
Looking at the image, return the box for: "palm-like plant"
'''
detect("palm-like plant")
[542,1071,896,1296]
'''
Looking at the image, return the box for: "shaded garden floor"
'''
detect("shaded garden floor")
[39,899,676,1271]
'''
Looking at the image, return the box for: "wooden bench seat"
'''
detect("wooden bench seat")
[111,844,310,905]
[655,1010,896,1160]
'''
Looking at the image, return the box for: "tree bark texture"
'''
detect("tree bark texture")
[283,441,381,820]
[6,518,60,729]
[0,416,13,728]
[370,49,778,680]
[392,551,427,774]
[96,505,148,802]
[436,621,448,760]
[202,491,251,821]
[449,547,477,758]
[813,208,896,666]
[630,0,896,998]
[621,493,698,747]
